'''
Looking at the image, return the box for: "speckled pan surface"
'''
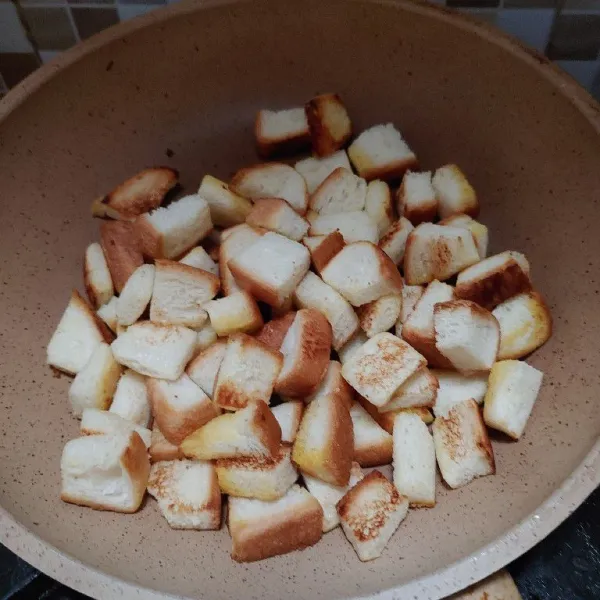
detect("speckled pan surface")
[0,0,599,598]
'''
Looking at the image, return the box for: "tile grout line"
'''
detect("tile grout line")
[65,3,81,43]
[12,0,42,63]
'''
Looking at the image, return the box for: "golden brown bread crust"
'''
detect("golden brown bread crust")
[375,244,404,292]
[249,399,283,457]
[305,93,352,157]
[396,180,437,226]
[354,434,393,467]
[227,259,282,308]
[245,198,285,230]
[99,220,144,293]
[83,258,108,310]
[255,111,311,159]
[401,327,454,369]
[155,258,221,290]
[254,311,296,350]
[149,427,184,463]
[357,396,433,434]
[359,157,419,183]
[71,289,114,343]
[305,231,345,274]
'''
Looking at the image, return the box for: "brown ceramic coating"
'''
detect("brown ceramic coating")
[0,0,599,598]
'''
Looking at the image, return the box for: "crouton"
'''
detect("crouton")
[198,174,252,227]
[342,333,426,406]
[337,331,368,365]
[91,167,178,220]
[394,284,424,337]
[393,412,436,507]
[111,321,197,380]
[202,229,222,261]
[396,170,437,225]
[305,93,352,157]
[228,232,310,308]
[337,470,409,561]
[431,369,489,417]
[246,198,309,241]
[292,393,353,486]
[302,232,345,274]
[214,334,283,411]
[379,367,438,412]
[356,294,402,338]
[99,220,144,293]
[309,211,379,244]
[135,194,213,259]
[365,180,394,238]
[228,484,323,562]
[193,321,218,355]
[117,264,155,326]
[271,401,304,443]
[203,291,263,337]
[432,399,495,489]
[321,242,403,307]
[179,245,219,276]
[293,271,359,350]
[404,223,480,285]
[349,401,393,466]
[255,107,311,158]
[309,167,366,215]
[60,432,150,513]
[483,360,543,440]
[181,399,281,460]
[80,408,151,447]
[348,123,418,181]
[149,424,183,462]
[493,291,552,359]
[109,369,151,427]
[84,243,114,309]
[432,164,479,219]
[295,150,352,194]
[219,223,265,295]
[47,290,113,375]
[450,569,522,600]
[148,459,221,529]
[379,218,414,266]
[254,311,296,350]
[305,360,354,407]
[439,214,488,259]
[275,309,332,398]
[97,296,119,333]
[357,396,433,433]
[305,209,319,225]
[186,339,227,397]
[271,294,294,318]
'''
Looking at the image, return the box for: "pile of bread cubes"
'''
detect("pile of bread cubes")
[47,93,552,564]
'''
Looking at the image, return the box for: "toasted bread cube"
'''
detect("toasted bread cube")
[179,245,219,275]
[80,408,151,447]
[309,167,366,215]
[149,424,183,462]
[365,180,394,238]
[148,459,221,529]
[432,164,479,219]
[305,360,354,407]
[357,396,433,433]
[303,462,364,532]
[322,242,403,307]
[216,444,298,501]
[305,93,352,157]
[271,400,304,443]
[97,296,119,333]
[295,150,352,194]
[254,311,296,350]
[431,369,489,417]
[380,367,438,412]
[219,223,265,295]
[309,211,379,244]
[91,167,178,220]
[348,123,418,181]
[379,218,414,266]
[186,339,227,397]
[193,321,218,355]
[393,412,436,507]
[203,291,264,338]
[337,331,368,364]
[439,214,488,259]
[246,197,309,241]
[349,401,393,467]
[84,243,114,309]
[396,170,437,225]
[292,393,353,486]
[342,333,426,407]
[492,291,552,359]
[432,399,495,489]
[60,432,150,513]
[228,232,310,308]
[337,470,409,561]
[483,360,543,439]
[116,264,155,326]
[275,309,332,398]
[255,107,311,158]
[302,232,345,274]
[357,294,402,338]
[99,220,144,293]
[111,321,197,380]
[198,174,252,228]
[214,334,283,411]
[394,283,424,337]
[181,399,281,460]
[451,569,522,600]
[47,290,113,375]
[228,484,323,562]
[109,369,151,427]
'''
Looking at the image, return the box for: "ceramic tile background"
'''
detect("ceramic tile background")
[1,0,600,98]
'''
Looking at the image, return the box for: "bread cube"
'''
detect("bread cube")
[349,401,393,466]
[246,197,309,241]
[379,218,414,265]
[198,174,252,227]
[451,569,522,600]
[97,296,119,333]
[179,245,219,275]
[303,231,345,274]
[431,369,489,417]
[309,167,367,215]
[219,223,265,295]
[80,408,151,447]
[309,211,379,244]
[186,339,227,398]
[394,283,424,337]
[305,93,352,156]
[379,367,438,412]
[295,150,352,194]
[149,424,183,462]
[304,360,354,407]
[203,291,263,337]
[109,369,151,427]
[337,331,368,365]
[99,220,144,293]
[255,107,311,158]
[439,213,488,259]
[365,180,394,238]
[117,264,155,326]
[84,242,114,309]
[357,294,402,338]
[396,170,437,225]
[432,164,479,219]
[254,311,296,350]
[357,396,433,434]
[271,400,304,443]
[193,321,218,355]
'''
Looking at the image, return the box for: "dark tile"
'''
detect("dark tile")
[69,0,114,4]
[21,6,77,51]
[71,7,119,40]
[447,0,499,7]
[564,0,600,7]
[0,52,40,87]
[547,14,600,60]
[504,0,558,7]
[115,0,165,4]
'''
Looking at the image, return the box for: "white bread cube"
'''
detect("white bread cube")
[396,170,437,225]
[305,209,319,226]
[349,401,393,467]
[214,334,283,411]
[60,432,150,513]
[275,309,332,398]
[228,484,323,562]
[365,180,394,238]
[434,300,500,373]
[337,331,368,364]
[255,107,310,158]
[149,424,183,462]
[432,399,495,489]
[246,197,309,241]
[309,167,366,215]
[321,241,403,307]
[111,321,197,380]
[356,294,402,338]
[193,321,218,355]
[303,462,364,532]
[186,339,227,397]
[492,291,552,360]
[198,174,252,227]
[109,370,151,427]
[337,470,409,561]
[439,213,488,259]
[348,123,418,181]
[47,290,113,375]
[135,194,213,259]
[179,245,219,276]
[203,291,263,337]
[80,408,151,448]
[216,444,298,500]
[219,223,265,295]
[393,412,436,507]
[404,223,480,285]
[292,393,354,486]
[148,459,221,529]
[180,399,281,460]
[309,211,379,244]
[97,296,119,333]
[304,360,354,407]
[432,164,479,219]
[302,231,345,274]
[379,217,414,266]
[84,242,114,308]
[295,150,352,194]
[228,232,310,308]
[116,264,155,326]
[432,369,489,417]
[342,333,426,407]
[483,360,543,440]
[357,396,433,434]
[254,311,295,350]
[68,342,122,417]
[148,373,220,445]
[394,283,425,337]
[379,367,438,412]
[271,400,304,443]
[305,93,352,157]
[99,220,144,293]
